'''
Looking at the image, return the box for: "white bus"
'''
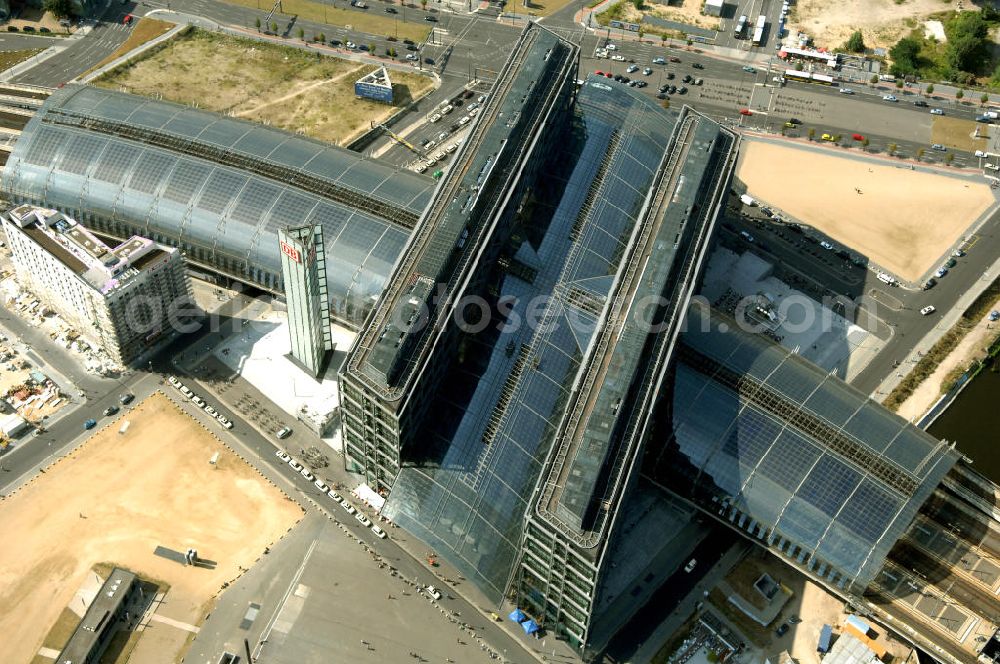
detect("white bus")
[734,15,748,38]
[752,15,766,46]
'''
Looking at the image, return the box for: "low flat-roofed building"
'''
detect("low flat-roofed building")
[2,205,191,365]
[58,567,139,664]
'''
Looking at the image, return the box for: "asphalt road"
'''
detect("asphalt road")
[0,33,66,52]
[12,17,134,86]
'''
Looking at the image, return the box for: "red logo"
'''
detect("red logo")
[280,241,301,264]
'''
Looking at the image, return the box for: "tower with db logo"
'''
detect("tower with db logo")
[278,225,332,378]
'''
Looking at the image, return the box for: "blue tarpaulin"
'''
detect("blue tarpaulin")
[522,620,540,635]
[508,609,527,623]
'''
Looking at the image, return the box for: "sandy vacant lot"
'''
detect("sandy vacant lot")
[738,141,995,282]
[789,0,988,50]
[95,30,436,146]
[0,392,302,664]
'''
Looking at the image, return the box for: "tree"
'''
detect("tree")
[832,134,842,143]
[421,0,427,8]
[916,147,925,161]
[43,0,74,18]
[945,153,955,165]
[638,29,644,43]
[888,142,897,155]
[956,88,965,101]
[319,32,326,42]
[807,128,816,141]
[945,11,988,74]
[255,17,261,31]
[982,92,990,106]
[926,83,934,96]
[862,137,870,148]
[895,79,904,89]
[660,34,666,47]
[270,21,278,33]
[369,42,376,53]
[297,27,305,40]
[889,37,921,77]
[870,74,879,85]
[845,30,865,53]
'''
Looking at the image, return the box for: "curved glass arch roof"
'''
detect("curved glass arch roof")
[0,85,436,323]
[662,304,960,591]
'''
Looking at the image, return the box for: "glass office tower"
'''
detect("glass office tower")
[279,224,332,378]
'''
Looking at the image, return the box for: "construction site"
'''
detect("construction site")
[0,392,303,664]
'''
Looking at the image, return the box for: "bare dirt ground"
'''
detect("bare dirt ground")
[646,0,719,31]
[0,392,303,664]
[94,30,435,146]
[897,313,1000,421]
[931,116,991,153]
[601,0,718,31]
[737,141,996,282]
[722,549,913,663]
[787,0,987,50]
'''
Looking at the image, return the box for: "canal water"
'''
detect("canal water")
[928,363,1000,483]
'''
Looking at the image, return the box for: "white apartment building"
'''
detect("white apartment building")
[1,205,191,365]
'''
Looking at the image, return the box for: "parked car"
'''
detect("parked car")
[775,623,790,637]
[300,467,315,481]
[356,512,372,526]
[276,426,292,439]
[328,490,343,503]
[882,94,898,102]
[739,108,753,116]
[932,143,947,152]
[289,459,303,471]
[425,585,442,600]
[424,15,437,21]
[84,418,97,430]
[930,108,944,115]
[652,57,666,64]
[669,56,681,63]
[642,67,653,76]
[819,240,835,250]
[742,65,756,73]
[692,62,704,69]
[920,305,937,316]
[913,100,928,107]
[371,524,387,539]
[989,310,1000,322]
[852,133,865,141]
[119,393,134,404]
[838,88,854,95]
[626,64,638,73]
[314,479,329,492]
[343,502,357,515]
[276,450,291,462]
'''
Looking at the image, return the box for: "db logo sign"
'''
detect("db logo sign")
[280,241,301,264]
